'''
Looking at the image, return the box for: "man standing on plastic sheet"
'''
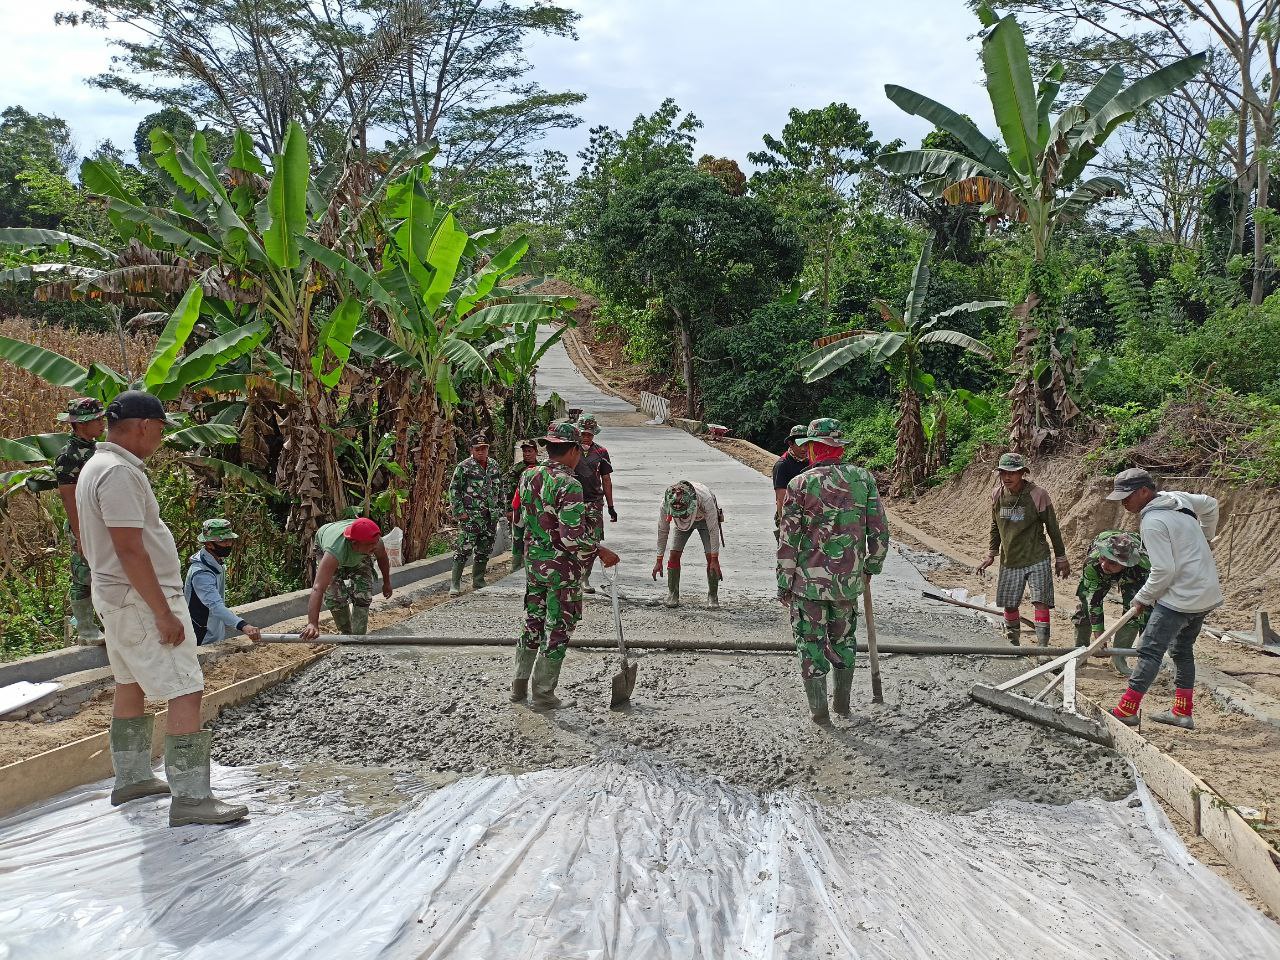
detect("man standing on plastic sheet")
[1072,531,1150,675]
[300,518,392,639]
[777,418,889,723]
[447,434,505,596]
[1105,469,1222,730]
[977,453,1070,645]
[511,420,619,709]
[184,519,262,646]
[575,413,616,593]
[54,397,107,645]
[506,440,540,571]
[76,390,247,827]
[652,480,725,609]
[772,424,810,538]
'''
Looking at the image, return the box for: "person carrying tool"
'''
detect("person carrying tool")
[506,440,540,571]
[1072,531,1149,675]
[448,434,505,595]
[55,397,107,645]
[184,519,262,645]
[777,418,889,722]
[977,453,1070,645]
[653,480,724,609]
[512,420,619,709]
[299,518,392,639]
[772,424,810,537]
[1105,469,1222,730]
[76,390,247,826]
[576,414,616,593]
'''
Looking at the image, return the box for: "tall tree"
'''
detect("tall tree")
[0,106,77,228]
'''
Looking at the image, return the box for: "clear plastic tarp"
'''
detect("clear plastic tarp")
[2,760,1277,959]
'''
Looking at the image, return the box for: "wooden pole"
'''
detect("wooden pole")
[863,583,883,704]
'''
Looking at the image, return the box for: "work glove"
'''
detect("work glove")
[608,506,618,522]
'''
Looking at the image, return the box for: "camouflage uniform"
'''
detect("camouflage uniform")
[575,414,613,588]
[777,418,889,719]
[314,521,377,634]
[55,397,105,643]
[1073,530,1150,674]
[448,443,504,590]
[506,445,540,569]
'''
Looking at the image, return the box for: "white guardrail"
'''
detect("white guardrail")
[640,391,670,425]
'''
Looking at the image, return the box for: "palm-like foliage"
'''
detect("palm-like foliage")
[801,236,1003,495]
[877,3,1205,451]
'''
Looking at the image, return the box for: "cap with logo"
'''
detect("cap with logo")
[344,517,382,542]
[105,390,181,427]
[58,397,105,423]
[540,420,581,445]
[199,518,239,543]
[519,439,537,450]
[995,452,1028,473]
[805,417,849,447]
[470,434,489,447]
[1106,467,1157,501]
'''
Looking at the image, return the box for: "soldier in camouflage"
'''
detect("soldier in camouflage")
[1073,530,1150,675]
[299,518,393,639]
[447,434,505,595]
[777,417,890,722]
[506,440,540,571]
[511,420,619,709]
[55,397,107,645]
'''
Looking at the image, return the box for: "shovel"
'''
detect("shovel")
[862,579,883,704]
[608,568,637,709]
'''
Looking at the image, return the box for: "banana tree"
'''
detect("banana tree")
[877,2,1205,452]
[800,236,1003,496]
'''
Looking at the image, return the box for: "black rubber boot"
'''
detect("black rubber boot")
[707,570,720,609]
[663,567,681,608]
[472,556,490,591]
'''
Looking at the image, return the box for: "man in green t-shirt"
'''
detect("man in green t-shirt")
[299,518,393,638]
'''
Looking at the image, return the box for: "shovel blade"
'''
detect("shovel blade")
[610,661,638,709]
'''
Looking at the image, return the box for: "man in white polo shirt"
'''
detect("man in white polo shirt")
[77,390,248,827]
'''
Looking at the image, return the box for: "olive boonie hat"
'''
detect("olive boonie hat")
[805,417,849,447]
[663,481,697,519]
[540,419,581,445]
[199,518,239,542]
[519,439,537,450]
[58,397,105,423]
[1106,467,1157,501]
[105,390,181,427]
[1098,532,1141,566]
[470,433,489,447]
[788,424,808,440]
[577,414,600,433]
[995,452,1028,473]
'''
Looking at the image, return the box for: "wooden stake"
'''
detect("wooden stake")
[863,583,883,704]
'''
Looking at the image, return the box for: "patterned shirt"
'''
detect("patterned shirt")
[448,456,504,527]
[777,463,890,602]
[518,462,596,580]
[1076,531,1151,632]
[54,434,97,486]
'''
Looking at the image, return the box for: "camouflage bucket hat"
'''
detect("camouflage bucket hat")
[788,424,809,440]
[577,414,600,434]
[199,518,238,542]
[1099,533,1140,567]
[996,452,1028,473]
[541,419,581,445]
[805,417,849,447]
[58,397,105,423]
[519,439,537,450]
[663,481,697,519]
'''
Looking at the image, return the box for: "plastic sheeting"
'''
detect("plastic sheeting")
[2,760,1278,959]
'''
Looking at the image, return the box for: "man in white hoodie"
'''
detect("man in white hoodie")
[1104,468,1222,729]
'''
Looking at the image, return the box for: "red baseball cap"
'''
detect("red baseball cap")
[344,518,382,542]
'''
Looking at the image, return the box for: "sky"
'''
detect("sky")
[0,0,992,171]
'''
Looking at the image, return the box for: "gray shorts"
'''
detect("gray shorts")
[670,520,712,553]
[996,557,1054,608]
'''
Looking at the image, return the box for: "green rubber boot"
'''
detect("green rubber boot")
[530,653,566,710]
[70,597,104,646]
[1034,623,1051,647]
[512,535,525,571]
[804,675,830,723]
[1004,621,1021,646]
[109,714,169,806]
[831,667,854,716]
[510,646,537,702]
[350,604,370,636]
[165,731,248,827]
[1112,619,1140,677]
[663,567,682,608]
[1073,609,1091,649]
[328,602,353,635]
[707,570,720,610]
[472,556,490,591]
[450,556,466,596]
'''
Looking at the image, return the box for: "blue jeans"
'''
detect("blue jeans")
[1128,603,1205,694]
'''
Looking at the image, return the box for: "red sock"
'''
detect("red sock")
[1034,609,1050,626]
[1173,688,1194,717]
[1112,687,1143,719]
[667,558,681,571]
[1003,609,1020,626]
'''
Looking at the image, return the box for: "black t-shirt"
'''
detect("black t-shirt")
[576,443,613,502]
[772,450,808,491]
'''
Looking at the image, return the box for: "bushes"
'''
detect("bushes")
[1166,300,1280,403]
[834,396,896,471]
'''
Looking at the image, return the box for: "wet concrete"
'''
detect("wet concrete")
[215,331,1134,812]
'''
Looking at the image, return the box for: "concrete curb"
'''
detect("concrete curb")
[1199,665,1280,729]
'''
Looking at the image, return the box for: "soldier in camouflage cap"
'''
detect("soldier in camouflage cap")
[1072,530,1150,675]
[653,480,724,608]
[447,433,505,595]
[56,397,108,645]
[510,419,619,708]
[777,417,890,722]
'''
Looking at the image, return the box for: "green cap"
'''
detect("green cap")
[541,419,581,444]
[996,452,1028,473]
[1098,532,1141,567]
[577,414,600,434]
[805,417,849,447]
[788,424,808,440]
[58,397,105,423]
[663,481,697,519]
[199,518,238,543]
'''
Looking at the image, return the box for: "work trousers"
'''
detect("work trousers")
[318,550,375,612]
[454,520,497,566]
[1127,603,1204,694]
[68,530,92,603]
[788,596,858,679]
[520,572,584,662]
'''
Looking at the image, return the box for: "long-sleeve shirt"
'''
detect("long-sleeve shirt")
[656,481,722,555]
[1133,494,1223,613]
[183,549,243,645]
[518,462,596,582]
[1075,532,1150,632]
[989,482,1066,569]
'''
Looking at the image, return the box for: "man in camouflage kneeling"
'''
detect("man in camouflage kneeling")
[777,418,890,722]
[1073,530,1150,676]
[511,420,619,709]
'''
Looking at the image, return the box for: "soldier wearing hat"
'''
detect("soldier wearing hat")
[772,424,811,535]
[653,480,724,608]
[447,433,505,595]
[777,418,889,722]
[299,517,393,639]
[184,519,262,645]
[575,413,616,593]
[977,452,1070,645]
[1072,531,1150,675]
[511,420,619,709]
[55,397,107,645]
[506,440,541,571]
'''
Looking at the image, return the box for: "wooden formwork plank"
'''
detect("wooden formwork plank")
[0,649,328,819]
[1199,794,1280,917]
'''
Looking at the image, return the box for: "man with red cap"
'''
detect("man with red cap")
[299,518,393,638]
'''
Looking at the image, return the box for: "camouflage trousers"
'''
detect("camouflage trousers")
[584,500,604,558]
[454,520,497,565]
[520,571,584,662]
[788,597,858,679]
[317,549,375,611]
[68,530,92,603]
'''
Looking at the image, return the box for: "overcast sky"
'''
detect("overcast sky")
[0,0,991,171]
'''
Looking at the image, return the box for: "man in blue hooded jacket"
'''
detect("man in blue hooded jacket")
[184,519,262,645]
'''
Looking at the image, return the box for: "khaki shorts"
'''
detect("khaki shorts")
[94,585,205,701]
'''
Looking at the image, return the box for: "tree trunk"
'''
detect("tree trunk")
[403,393,453,561]
[281,381,346,580]
[675,312,696,417]
[1253,159,1270,305]
[890,387,926,497]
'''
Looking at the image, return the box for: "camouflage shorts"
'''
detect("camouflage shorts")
[788,597,858,679]
[455,520,497,563]
[521,573,584,662]
[318,548,374,609]
[68,529,92,602]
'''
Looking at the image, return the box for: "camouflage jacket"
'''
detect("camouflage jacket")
[1076,531,1151,631]
[506,461,540,514]
[777,463,890,602]
[448,456,504,528]
[54,434,96,486]
[518,462,596,581]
